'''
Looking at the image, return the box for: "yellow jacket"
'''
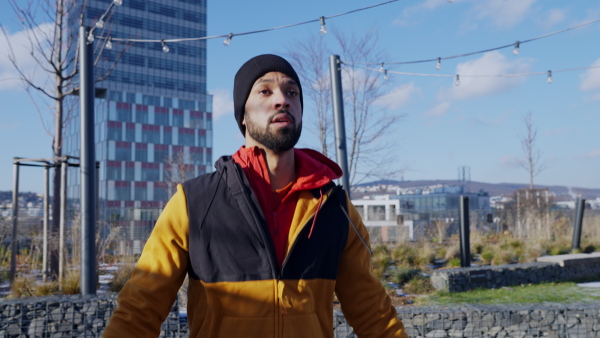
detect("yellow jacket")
[104,154,406,337]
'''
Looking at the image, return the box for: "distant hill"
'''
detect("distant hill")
[351,179,600,201]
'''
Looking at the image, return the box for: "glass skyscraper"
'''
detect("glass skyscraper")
[64,0,211,253]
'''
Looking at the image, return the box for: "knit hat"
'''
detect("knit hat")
[233,54,303,135]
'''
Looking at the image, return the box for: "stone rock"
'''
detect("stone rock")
[28,317,46,337]
[425,329,446,337]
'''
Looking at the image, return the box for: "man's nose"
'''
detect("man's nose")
[273,90,291,109]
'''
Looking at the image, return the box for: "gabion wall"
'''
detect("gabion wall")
[2,295,600,337]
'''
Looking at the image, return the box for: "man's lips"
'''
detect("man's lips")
[270,113,294,125]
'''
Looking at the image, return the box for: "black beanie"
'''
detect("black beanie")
[233,54,303,135]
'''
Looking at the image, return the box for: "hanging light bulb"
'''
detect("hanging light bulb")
[105,38,113,50]
[87,33,95,43]
[547,70,553,84]
[95,19,104,29]
[379,63,384,73]
[319,16,327,34]
[113,0,123,6]
[384,70,388,80]
[436,57,441,70]
[513,41,520,55]
[161,39,169,53]
[455,74,460,86]
[223,33,233,46]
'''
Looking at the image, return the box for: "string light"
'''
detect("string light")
[95,19,104,29]
[436,57,441,70]
[361,65,600,83]
[87,33,94,43]
[346,18,600,67]
[223,33,233,46]
[379,63,384,73]
[513,41,520,55]
[113,0,122,5]
[161,39,169,53]
[105,38,113,49]
[89,0,403,46]
[384,69,388,80]
[455,74,460,86]
[319,16,327,34]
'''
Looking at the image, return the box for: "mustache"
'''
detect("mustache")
[268,110,296,124]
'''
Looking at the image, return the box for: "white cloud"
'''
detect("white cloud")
[470,0,537,29]
[0,23,54,91]
[423,102,451,117]
[499,155,521,169]
[438,51,531,101]
[209,88,233,121]
[580,58,600,100]
[544,127,575,137]
[538,9,566,28]
[0,123,20,131]
[585,148,600,159]
[375,83,420,109]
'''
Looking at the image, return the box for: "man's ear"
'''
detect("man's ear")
[242,116,246,126]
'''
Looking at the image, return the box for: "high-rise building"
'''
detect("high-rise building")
[64,0,211,253]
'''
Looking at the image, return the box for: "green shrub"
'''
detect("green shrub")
[35,281,59,296]
[392,244,420,267]
[62,270,81,295]
[447,257,461,267]
[480,248,494,265]
[403,275,433,294]
[110,263,136,293]
[491,251,514,265]
[389,267,420,285]
[10,275,36,298]
[372,245,392,279]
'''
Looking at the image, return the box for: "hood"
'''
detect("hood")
[225,146,342,193]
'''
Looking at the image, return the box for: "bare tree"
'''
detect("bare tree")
[164,151,198,198]
[285,29,404,186]
[2,0,125,279]
[517,112,546,189]
[285,33,333,156]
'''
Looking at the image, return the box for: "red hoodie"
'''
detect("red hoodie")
[232,146,342,267]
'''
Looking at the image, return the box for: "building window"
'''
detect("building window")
[107,121,122,141]
[154,107,169,126]
[106,161,121,180]
[163,126,172,144]
[135,105,148,124]
[115,181,131,200]
[142,125,160,143]
[190,111,203,129]
[179,128,195,146]
[115,142,132,161]
[135,143,148,162]
[124,162,135,181]
[125,123,136,142]
[154,144,169,163]
[142,162,160,181]
[135,182,147,201]
[172,109,184,127]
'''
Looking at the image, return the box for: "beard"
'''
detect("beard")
[245,110,302,153]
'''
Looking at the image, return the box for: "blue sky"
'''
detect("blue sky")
[1,0,599,193]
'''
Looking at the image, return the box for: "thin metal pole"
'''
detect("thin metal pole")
[459,196,471,268]
[59,160,67,289]
[329,55,351,197]
[572,198,586,251]
[9,161,20,283]
[80,26,97,295]
[43,165,50,282]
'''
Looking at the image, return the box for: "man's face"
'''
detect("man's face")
[243,71,302,153]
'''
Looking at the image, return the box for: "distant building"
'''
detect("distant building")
[352,185,492,242]
[63,0,210,253]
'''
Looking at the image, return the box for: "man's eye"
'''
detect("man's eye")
[288,90,298,96]
[259,89,271,95]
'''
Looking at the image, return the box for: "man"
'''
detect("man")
[104,54,407,337]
